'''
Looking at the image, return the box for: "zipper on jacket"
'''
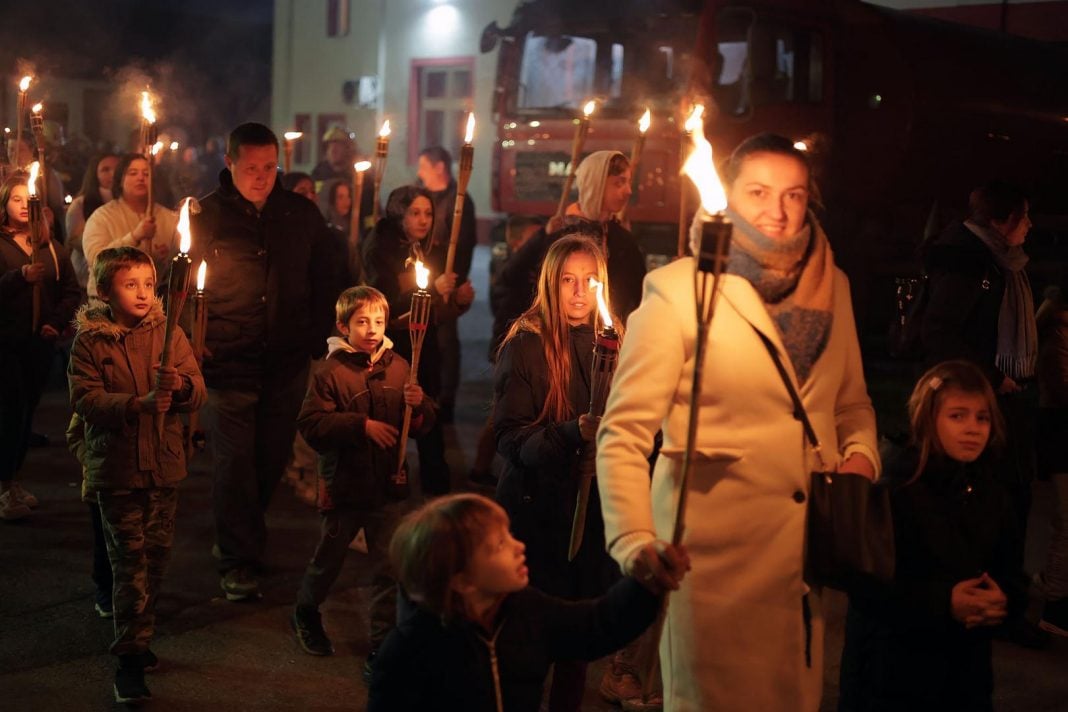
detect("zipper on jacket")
[478,624,505,712]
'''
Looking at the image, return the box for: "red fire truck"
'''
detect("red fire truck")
[481,0,1068,333]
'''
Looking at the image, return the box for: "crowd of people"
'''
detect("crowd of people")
[1,117,1066,712]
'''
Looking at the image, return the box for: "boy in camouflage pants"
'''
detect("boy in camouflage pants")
[68,247,206,704]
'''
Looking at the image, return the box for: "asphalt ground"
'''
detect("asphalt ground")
[3,246,1067,710]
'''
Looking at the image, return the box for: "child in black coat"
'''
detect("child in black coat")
[840,360,1028,711]
[367,493,689,712]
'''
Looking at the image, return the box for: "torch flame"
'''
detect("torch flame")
[27,161,39,197]
[177,198,192,254]
[31,102,42,115]
[152,141,163,156]
[683,103,705,134]
[354,160,372,173]
[379,120,391,138]
[284,131,303,141]
[582,100,596,118]
[589,278,613,329]
[196,260,207,291]
[170,141,180,151]
[464,113,475,144]
[140,91,156,124]
[19,76,31,92]
[638,108,651,134]
[414,260,429,290]
[681,108,727,215]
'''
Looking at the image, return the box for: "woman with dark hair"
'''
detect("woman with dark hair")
[0,172,80,519]
[318,178,352,239]
[66,153,120,288]
[597,133,879,709]
[361,185,463,496]
[82,153,179,298]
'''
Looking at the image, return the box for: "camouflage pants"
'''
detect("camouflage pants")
[97,488,179,656]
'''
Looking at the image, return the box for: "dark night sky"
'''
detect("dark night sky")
[0,0,274,139]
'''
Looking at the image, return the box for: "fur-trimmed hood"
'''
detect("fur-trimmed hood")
[73,298,166,340]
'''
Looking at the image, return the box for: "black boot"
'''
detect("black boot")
[113,654,151,704]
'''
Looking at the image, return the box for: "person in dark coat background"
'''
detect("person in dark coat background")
[919,179,1043,648]
[189,123,341,602]
[493,151,646,337]
[493,234,622,711]
[362,185,470,495]
[840,361,1029,711]
[417,145,478,422]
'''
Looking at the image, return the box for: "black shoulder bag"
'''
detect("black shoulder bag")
[753,327,895,592]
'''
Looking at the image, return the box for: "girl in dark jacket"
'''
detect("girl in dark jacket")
[0,172,80,520]
[368,493,688,712]
[362,185,469,495]
[493,233,622,711]
[840,360,1028,711]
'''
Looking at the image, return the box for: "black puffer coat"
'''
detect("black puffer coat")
[493,326,617,599]
[0,231,80,346]
[921,222,1010,387]
[190,170,340,389]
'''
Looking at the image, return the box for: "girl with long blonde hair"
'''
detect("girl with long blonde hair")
[493,233,621,711]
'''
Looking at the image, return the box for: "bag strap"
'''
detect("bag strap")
[750,325,828,470]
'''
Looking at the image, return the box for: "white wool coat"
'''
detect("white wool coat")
[597,257,879,712]
[82,199,179,297]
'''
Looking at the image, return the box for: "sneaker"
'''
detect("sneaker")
[95,601,114,619]
[140,649,160,672]
[0,490,31,521]
[291,607,334,656]
[220,567,260,602]
[113,656,151,704]
[9,482,38,508]
[362,650,378,684]
[1039,598,1068,638]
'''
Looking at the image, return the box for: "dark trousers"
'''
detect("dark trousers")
[98,488,179,656]
[0,339,53,481]
[296,502,407,649]
[436,317,461,410]
[997,387,1039,555]
[89,501,113,606]
[203,364,309,573]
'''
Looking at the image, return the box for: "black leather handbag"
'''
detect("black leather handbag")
[754,328,895,592]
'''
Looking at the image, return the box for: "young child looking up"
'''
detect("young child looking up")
[840,360,1028,711]
[68,246,206,705]
[292,286,434,681]
[368,493,689,712]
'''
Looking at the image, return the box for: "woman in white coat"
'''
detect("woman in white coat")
[596,133,880,711]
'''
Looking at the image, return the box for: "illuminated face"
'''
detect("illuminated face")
[102,264,156,328]
[935,389,992,463]
[996,202,1031,247]
[6,184,29,226]
[600,169,633,216]
[96,156,120,192]
[121,158,151,202]
[339,303,386,354]
[333,183,352,217]
[727,152,810,240]
[416,155,449,192]
[462,521,529,597]
[558,251,599,326]
[226,143,279,208]
[292,178,316,204]
[402,196,433,242]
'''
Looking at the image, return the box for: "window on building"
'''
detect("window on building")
[327,0,349,37]
[409,58,474,163]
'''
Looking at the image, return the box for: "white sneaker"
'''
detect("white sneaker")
[10,482,38,508]
[0,490,31,520]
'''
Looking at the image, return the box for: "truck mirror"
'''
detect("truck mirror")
[481,21,502,53]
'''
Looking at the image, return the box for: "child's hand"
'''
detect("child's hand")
[21,263,46,283]
[136,389,173,414]
[39,324,60,340]
[403,383,423,407]
[578,414,600,442]
[155,364,181,392]
[627,540,691,595]
[365,419,399,449]
[434,271,457,299]
[454,281,475,306]
[951,574,1007,628]
[133,216,157,243]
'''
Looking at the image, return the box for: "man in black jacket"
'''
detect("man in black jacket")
[191,123,341,601]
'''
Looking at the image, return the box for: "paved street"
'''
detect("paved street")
[3,246,1067,710]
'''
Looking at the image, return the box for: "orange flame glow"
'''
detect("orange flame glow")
[177,199,192,253]
[284,131,303,141]
[31,102,42,115]
[681,109,727,214]
[415,260,429,290]
[196,260,207,291]
[170,141,180,151]
[27,162,39,197]
[638,108,651,134]
[589,277,613,329]
[19,76,31,92]
[582,100,596,118]
[379,120,391,138]
[683,103,704,135]
[354,160,371,173]
[152,141,163,156]
[464,113,475,144]
[140,91,156,124]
